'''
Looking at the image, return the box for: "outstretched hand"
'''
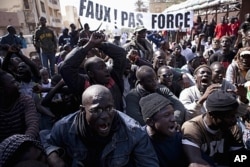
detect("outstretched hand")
[235,84,248,103]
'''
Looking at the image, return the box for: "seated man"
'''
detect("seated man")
[40,85,159,167]
[125,65,186,126]
[179,64,248,121]
[181,90,249,166]
[157,65,183,97]
[0,70,39,142]
[140,93,188,167]
[60,32,126,111]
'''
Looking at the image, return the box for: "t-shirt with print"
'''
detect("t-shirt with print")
[181,114,243,166]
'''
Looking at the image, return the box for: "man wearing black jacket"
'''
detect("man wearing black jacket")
[60,32,126,111]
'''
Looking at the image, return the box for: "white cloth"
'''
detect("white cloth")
[181,48,193,62]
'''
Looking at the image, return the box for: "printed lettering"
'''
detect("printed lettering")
[104,6,111,22]
[234,155,247,162]
[136,13,143,27]
[79,0,194,30]
[121,11,128,26]
[85,0,94,19]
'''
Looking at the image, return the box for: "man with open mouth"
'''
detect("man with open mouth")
[40,85,159,167]
[140,93,188,167]
[180,64,248,121]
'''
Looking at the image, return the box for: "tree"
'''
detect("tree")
[135,0,148,12]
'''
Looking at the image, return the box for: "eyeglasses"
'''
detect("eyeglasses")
[88,106,114,115]
[161,74,173,78]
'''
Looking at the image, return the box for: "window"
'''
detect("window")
[52,0,58,5]
[40,1,46,13]
[49,7,53,16]
[24,0,30,9]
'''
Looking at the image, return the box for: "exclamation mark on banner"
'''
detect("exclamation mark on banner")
[114,9,117,25]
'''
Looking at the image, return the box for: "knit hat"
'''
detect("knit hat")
[206,90,238,113]
[139,93,172,122]
[0,134,45,166]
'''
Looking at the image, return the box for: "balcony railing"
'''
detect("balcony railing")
[49,0,58,5]
[52,18,61,23]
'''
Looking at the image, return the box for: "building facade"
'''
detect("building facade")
[62,6,80,28]
[0,0,63,36]
[149,0,186,13]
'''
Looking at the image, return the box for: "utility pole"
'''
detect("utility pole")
[240,0,250,23]
[34,0,40,27]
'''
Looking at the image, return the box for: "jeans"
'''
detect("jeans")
[41,52,55,76]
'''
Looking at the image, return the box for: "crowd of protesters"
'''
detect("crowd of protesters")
[1,13,250,167]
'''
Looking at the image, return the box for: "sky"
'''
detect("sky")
[59,0,145,30]
[60,0,140,15]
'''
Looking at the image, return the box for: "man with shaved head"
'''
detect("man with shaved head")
[40,85,159,167]
[210,61,235,91]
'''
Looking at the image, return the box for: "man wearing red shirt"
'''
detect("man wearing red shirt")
[214,17,230,39]
[228,17,240,44]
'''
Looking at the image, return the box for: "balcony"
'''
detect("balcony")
[23,10,36,23]
[49,0,60,11]
[23,1,32,11]
[49,17,62,28]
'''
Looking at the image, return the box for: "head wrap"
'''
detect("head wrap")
[240,50,250,56]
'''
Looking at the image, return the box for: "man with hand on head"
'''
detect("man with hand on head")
[40,85,159,167]
[60,31,126,111]
[180,64,248,121]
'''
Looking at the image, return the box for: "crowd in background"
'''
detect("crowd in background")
[1,13,250,167]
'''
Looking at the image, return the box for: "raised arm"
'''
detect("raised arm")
[99,42,126,88]
[60,32,105,95]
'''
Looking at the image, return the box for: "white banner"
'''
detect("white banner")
[79,0,193,30]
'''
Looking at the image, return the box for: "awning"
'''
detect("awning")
[163,0,238,12]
